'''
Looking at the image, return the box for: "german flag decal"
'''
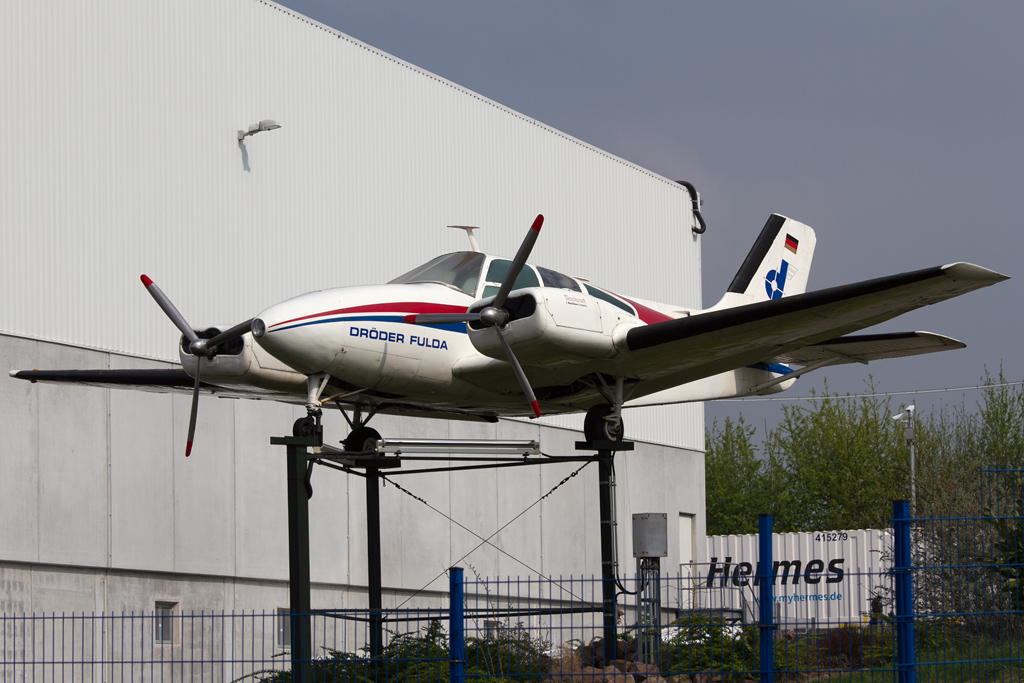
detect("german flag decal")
[784,234,799,254]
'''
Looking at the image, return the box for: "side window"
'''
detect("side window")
[277,608,292,650]
[538,267,581,291]
[155,601,179,645]
[482,260,540,299]
[584,284,635,315]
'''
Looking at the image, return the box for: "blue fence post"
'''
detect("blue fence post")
[893,500,917,683]
[449,567,466,683]
[758,514,775,683]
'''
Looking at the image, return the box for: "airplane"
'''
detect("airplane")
[10,213,1009,456]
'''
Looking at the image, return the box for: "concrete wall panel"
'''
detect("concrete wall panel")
[233,402,294,582]
[0,338,41,562]
[35,344,109,568]
[172,397,237,576]
[108,356,177,571]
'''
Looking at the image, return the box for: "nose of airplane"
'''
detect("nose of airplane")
[250,295,340,375]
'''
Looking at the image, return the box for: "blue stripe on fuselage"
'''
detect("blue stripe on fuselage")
[749,362,794,375]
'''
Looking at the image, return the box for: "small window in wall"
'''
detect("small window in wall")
[155,602,178,644]
[277,608,292,650]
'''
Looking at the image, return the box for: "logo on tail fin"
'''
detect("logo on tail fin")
[765,260,790,299]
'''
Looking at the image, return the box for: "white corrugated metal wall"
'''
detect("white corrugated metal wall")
[0,0,710,617]
[1,0,703,448]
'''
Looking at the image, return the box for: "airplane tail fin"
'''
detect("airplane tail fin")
[710,214,817,310]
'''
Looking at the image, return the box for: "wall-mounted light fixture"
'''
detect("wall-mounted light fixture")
[237,119,281,141]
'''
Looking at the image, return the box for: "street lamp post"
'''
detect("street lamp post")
[893,404,916,513]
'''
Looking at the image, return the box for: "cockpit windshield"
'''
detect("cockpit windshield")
[388,252,485,296]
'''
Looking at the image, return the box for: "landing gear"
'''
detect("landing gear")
[584,404,624,444]
[302,373,383,452]
[344,426,382,453]
[293,415,318,438]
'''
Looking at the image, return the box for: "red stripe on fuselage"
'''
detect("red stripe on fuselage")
[268,302,469,329]
[619,297,674,324]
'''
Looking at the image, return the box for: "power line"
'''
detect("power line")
[386,457,595,611]
[715,380,1024,403]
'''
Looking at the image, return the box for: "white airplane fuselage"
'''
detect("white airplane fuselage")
[182,253,794,419]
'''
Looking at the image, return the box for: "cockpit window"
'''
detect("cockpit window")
[388,252,485,296]
[538,267,581,291]
[584,283,635,315]
[481,259,541,299]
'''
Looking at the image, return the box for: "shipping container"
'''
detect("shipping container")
[697,529,892,627]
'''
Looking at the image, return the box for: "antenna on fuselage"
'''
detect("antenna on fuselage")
[448,225,481,253]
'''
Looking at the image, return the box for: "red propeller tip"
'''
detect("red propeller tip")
[140,274,154,287]
[185,441,193,458]
[531,400,541,418]
[531,215,544,232]
[403,314,418,324]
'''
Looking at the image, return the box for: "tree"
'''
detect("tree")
[704,369,1024,536]
[704,416,770,536]
[983,472,1024,611]
[976,366,1024,468]
[760,381,906,532]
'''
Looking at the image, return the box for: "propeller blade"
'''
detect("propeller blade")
[141,275,199,345]
[206,318,255,347]
[493,326,541,418]
[185,361,201,457]
[405,312,481,326]
[492,214,543,310]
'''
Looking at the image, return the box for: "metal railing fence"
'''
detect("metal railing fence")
[1,567,1018,682]
[3,473,1021,682]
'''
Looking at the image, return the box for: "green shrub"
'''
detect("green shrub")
[657,614,757,680]
[464,623,551,683]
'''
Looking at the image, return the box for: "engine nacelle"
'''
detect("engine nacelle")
[179,326,306,393]
[467,288,640,366]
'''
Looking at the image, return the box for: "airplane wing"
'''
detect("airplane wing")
[7,368,304,401]
[9,368,199,392]
[614,262,1006,397]
[7,368,499,422]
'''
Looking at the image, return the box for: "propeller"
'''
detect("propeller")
[407,214,544,417]
[140,275,253,456]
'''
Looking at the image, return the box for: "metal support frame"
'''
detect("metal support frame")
[376,438,540,455]
[270,420,322,683]
[366,465,384,660]
[577,438,634,665]
[273,417,633,678]
[323,451,401,661]
[635,556,662,665]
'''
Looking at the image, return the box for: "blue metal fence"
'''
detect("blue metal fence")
[3,474,1022,681]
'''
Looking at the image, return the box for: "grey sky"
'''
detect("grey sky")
[279,1,1024,436]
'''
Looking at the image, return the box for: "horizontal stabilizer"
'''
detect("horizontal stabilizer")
[774,331,965,366]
